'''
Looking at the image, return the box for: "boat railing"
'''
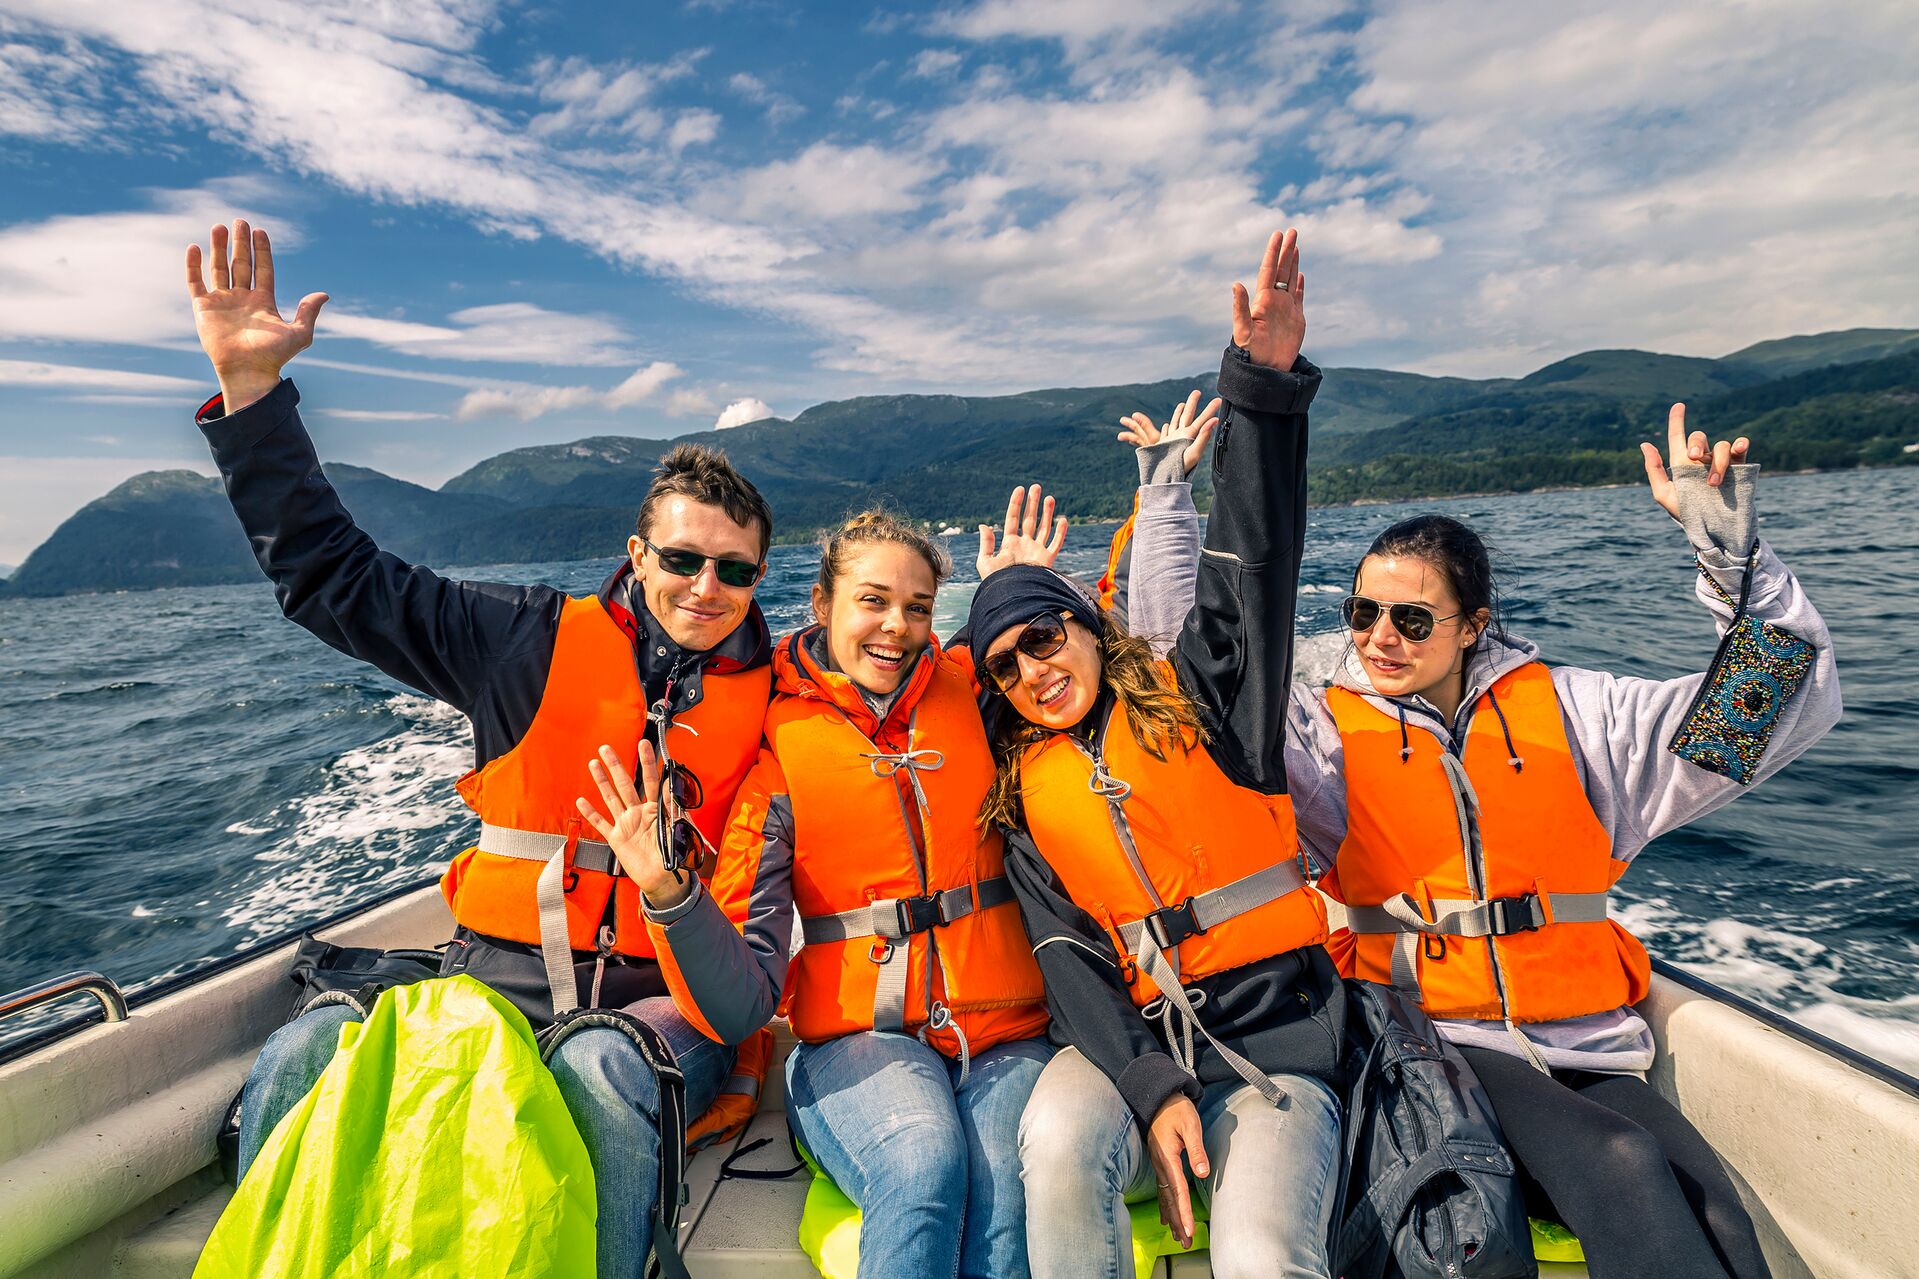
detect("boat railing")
[0,971,128,1025]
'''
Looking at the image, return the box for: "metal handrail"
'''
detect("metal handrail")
[0,971,129,1025]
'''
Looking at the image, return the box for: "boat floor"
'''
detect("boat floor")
[13,885,1918,1278]
[84,1028,1594,1279]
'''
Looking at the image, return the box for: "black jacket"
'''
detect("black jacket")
[195,379,771,773]
[1003,346,1346,1131]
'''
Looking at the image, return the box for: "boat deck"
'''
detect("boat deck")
[6,883,1916,1278]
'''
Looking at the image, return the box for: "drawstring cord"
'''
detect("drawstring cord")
[1485,688,1524,773]
[863,746,945,816]
[1396,705,1412,762]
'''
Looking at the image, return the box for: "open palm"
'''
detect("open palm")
[1231,228,1305,371]
[187,219,328,406]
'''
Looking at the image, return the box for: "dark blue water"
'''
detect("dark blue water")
[3,468,1914,1068]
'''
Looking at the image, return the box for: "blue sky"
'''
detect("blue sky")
[0,0,1915,562]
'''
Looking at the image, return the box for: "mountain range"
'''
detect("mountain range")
[6,327,1917,598]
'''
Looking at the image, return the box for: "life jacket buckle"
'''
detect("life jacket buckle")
[892,892,946,936]
[1143,896,1205,950]
[1488,894,1546,935]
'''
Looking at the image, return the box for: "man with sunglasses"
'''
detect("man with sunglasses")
[186,219,775,1279]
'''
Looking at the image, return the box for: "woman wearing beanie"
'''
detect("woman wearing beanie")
[580,498,1072,1279]
[974,229,1344,1279]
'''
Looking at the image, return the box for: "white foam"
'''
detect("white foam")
[220,695,470,941]
[1293,631,1351,688]
[1617,895,1919,1077]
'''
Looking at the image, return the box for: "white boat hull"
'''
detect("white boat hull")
[3,885,1914,1278]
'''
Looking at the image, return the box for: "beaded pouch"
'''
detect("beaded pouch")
[1668,547,1815,785]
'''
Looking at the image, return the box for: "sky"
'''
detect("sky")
[0,0,1916,564]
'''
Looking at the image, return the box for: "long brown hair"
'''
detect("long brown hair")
[980,609,1208,828]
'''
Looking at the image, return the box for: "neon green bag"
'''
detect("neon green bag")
[195,975,597,1279]
[795,1143,1207,1278]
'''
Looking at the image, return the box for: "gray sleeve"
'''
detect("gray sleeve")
[1554,535,1841,864]
[1671,461,1757,567]
[1285,682,1348,877]
[1124,479,1202,659]
[647,790,795,1045]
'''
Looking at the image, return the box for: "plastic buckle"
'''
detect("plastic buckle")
[893,893,944,935]
[1146,897,1204,950]
[1490,895,1543,935]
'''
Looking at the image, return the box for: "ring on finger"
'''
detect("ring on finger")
[1272,280,1290,291]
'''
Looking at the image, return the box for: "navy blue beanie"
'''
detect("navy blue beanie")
[966,566,1103,659]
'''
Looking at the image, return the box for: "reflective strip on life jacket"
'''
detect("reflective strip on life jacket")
[474,822,624,1017]
[799,877,1018,1032]
[1079,742,1298,1109]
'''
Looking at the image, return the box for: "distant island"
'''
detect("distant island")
[6,327,1917,599]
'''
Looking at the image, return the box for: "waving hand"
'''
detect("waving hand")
[1231,228,1305,371]
[187,219,328,412]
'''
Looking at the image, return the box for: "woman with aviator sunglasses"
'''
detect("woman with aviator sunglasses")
[976,229,1347,1279]
[1124,401,1839,1277]
[581,495,1075,1279]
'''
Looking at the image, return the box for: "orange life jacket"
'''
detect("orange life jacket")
[1095,499,1139,613]
[1323,661,1651,1023]
[442,595,771,967]
[773,631,1048,1055]
[1019,681,1328,1009]
[685,1026,775,1153]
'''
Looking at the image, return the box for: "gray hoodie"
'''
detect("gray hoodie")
[1125,458,1841,1073]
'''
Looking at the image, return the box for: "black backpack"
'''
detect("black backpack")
[1332,979,1536,1279]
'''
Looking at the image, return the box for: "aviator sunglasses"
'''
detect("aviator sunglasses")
[642,539,763,589]
[978,611,1069,693]
[1340,594,1461,643]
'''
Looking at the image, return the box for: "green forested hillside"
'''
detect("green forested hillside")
[11,329,1916,597]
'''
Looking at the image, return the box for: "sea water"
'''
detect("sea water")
[2,467,1915,1068]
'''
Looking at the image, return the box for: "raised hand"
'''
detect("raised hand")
[186,219,329,412]
[977,483,1068,578]
[576,741,691,908]
[1641,402,1752,518]
[1118,389,1222,477]
[1231,228,1305,371]
[1145,1095,1211,1251]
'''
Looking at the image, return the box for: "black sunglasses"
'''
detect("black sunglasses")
[643,539,762,589]
[1340,594,1461,643]
[978,612,1070,693]
[650,689,712,879]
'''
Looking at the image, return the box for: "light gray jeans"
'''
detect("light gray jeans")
[1019,1047,1341,1279]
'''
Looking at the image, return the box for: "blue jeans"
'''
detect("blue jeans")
[1019,1047,1343,1279]
[786,1031,1055,1279]
[236,990,732,1279]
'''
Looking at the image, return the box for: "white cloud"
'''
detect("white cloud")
[454,360,691,422]
[0,181,276,347]
[728,71,804,125]
[723,144,943,222]
[318,409,447,421]
[909,48,962,78]
[605,362,684,408]
[936,0,1217,53]
[664,386,717,417]
[714,397,775,429]
[0,358,202,392]
[331,302,640,366]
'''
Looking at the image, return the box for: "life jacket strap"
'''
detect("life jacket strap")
[1115,858,1310,955]
[475,822,625,1021]
[1343,889,1610,939]
[798,876,1018,945]
[797,876,1018,1032]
